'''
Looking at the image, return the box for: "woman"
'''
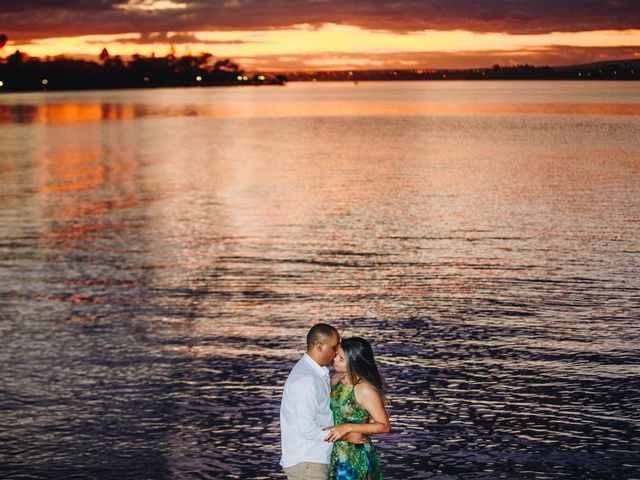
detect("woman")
[323,337,390,480]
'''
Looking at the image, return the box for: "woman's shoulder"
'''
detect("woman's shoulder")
[353,381,384,404]
[331,373,345,386]
[353,380,377,394]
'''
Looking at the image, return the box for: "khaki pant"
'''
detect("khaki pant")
[283,461,328,480]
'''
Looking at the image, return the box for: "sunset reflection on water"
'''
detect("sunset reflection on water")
[1,82,639,479]
[2,97,640,126]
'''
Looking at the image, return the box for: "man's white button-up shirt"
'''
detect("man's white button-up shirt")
[280,353,333,468]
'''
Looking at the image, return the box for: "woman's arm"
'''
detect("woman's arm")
[323,383,390,442]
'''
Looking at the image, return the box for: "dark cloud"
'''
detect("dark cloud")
[2,0,640,41]
[84,31,251,44]
[239,45,640,71]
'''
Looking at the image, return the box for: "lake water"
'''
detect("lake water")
[1,81,639,479]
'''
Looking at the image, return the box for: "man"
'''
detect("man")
[280,323,365,479]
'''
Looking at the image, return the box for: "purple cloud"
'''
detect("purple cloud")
[2,0,639,42]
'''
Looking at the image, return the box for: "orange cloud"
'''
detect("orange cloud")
[6,24,640,70]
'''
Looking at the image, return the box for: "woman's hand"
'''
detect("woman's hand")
[322,424,352,442]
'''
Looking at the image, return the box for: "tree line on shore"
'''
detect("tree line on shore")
[0,42,285,92]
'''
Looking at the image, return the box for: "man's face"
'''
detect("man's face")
[318,332,340,367]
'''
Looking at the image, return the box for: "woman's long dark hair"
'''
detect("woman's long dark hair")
[341,337,387,403]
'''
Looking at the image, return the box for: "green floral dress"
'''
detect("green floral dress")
[328,381,383,480]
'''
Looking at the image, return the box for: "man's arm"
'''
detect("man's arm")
[292,377,329,442]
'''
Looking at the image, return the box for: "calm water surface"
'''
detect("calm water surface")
[1,82,639,479]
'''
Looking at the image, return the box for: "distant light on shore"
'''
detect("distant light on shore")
[0,81,4,87]
[42,79,49,85]
[196,75,202,82]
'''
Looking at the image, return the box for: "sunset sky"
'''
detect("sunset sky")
[1,0,640,71]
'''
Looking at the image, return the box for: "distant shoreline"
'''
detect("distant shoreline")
[284,60,640,82]
[1,54,638,93]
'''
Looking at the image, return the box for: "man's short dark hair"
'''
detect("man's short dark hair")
[306,323,338,348]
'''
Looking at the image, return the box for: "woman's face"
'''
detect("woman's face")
[333,346,347,372]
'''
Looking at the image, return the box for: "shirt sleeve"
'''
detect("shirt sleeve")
[291,377,329,442]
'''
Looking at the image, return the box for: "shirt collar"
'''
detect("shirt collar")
[303,353,330,379]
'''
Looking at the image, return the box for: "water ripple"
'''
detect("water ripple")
[1,83,639,478]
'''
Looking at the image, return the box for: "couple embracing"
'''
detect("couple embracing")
[280,323,391,480]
